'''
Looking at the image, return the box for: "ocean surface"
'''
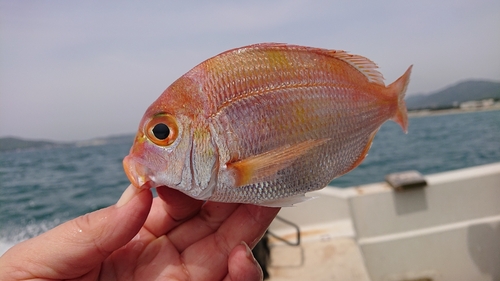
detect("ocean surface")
[1,110,500,254]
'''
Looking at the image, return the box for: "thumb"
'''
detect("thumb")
[225,242,264,281]
[0,185,152,280]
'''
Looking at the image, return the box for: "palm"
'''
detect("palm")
[102,187,279,280]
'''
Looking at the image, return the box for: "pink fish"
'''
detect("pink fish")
[123,43,412,207]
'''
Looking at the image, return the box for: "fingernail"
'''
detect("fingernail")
[241,241,253,258]
[116,184,139,207]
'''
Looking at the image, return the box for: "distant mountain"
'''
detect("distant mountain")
[406,80,500,110]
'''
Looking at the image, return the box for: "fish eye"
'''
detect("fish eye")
[152,123,170,140]
[145,114,178,146]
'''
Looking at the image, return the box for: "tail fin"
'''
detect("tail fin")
[387,65,412,133]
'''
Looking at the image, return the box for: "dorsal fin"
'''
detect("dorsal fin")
[328,50,385,86]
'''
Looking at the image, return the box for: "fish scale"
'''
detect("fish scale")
[123,43,412,206]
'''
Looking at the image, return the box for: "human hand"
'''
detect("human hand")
[0,185,280,281]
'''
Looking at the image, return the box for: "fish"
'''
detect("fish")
[123,43,412,207]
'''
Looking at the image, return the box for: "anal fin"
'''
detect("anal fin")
[344,129,378,174]
[257,193,316,207]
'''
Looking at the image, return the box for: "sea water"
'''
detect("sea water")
[1,110,500,254]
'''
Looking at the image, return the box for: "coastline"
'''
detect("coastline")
[408,104,500,118]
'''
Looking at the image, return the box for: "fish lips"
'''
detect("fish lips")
[123,155,156,190]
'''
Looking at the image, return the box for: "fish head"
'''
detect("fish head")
[124,111,192,192]
[124,75,217,199]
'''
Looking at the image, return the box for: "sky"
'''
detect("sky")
[1,0,499,142]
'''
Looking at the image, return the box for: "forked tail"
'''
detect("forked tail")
[387,65,412,133]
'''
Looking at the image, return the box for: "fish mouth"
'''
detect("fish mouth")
[123,155,155,190]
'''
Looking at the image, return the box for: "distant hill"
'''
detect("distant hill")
[406,80,500,110]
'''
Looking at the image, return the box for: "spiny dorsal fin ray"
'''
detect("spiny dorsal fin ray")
[328,50,385,86]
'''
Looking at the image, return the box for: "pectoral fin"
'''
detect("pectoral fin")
[227,138,329,187]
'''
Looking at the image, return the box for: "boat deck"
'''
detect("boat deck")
[268,234,370,280]
[263,162,500,281]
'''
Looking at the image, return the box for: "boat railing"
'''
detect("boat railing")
[267,216,301,246]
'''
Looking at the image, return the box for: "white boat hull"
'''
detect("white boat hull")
[266,162,500,281]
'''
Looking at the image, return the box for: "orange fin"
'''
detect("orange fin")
[388,65,412,133]
[328,50,385,85]
[344,129,378,174]
[227,139,329,187]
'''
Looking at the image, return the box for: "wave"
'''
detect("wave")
[0,219,63,256]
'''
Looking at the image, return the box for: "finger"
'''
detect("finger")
[0,185,153,280]
[219,204,280,248]
[181,205,280,280]
[143,186,203,237]
[224,242,263,281]
[166,201,240,252]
